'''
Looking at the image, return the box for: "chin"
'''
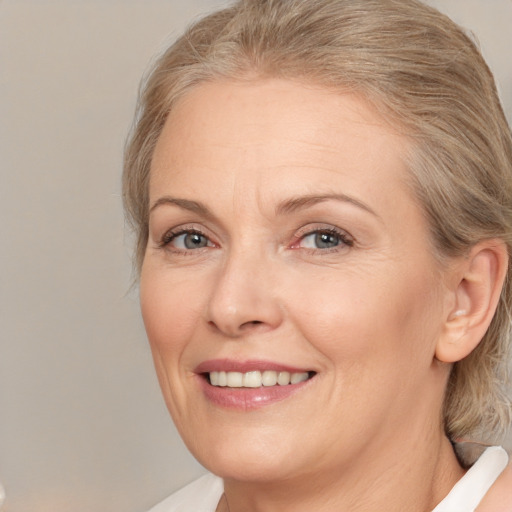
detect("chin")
[186,427,306,482]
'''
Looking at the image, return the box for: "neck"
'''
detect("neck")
[220,427,464,512]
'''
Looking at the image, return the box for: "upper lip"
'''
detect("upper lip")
[194,359,312,374]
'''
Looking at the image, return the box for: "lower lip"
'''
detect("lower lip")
[197,376,312,410]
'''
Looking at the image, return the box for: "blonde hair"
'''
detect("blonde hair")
[123,0,512,442]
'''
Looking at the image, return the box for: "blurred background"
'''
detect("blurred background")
[1,1,511,511]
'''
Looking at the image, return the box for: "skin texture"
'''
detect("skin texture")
[477,463,512,511]
[140,79,507,511]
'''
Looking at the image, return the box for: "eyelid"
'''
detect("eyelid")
[290,224,354,250]
[154,221,354,254]
[157,224,216,250]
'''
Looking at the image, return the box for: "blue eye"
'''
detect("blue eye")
[162,230,212,250]
[299,229,352,250]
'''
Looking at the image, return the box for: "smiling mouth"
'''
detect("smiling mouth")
[206,370,316,388]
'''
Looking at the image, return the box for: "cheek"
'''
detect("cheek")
[139,267,205,358]
[286,264,441,368]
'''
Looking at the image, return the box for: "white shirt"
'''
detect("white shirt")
[432,446,509,512]
[148,446,509,512]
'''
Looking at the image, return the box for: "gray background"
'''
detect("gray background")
[1,1,511,511]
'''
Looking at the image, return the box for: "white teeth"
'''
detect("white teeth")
[218,371,227,387]
[262,370,277,386]
[291,372,309,384]
[277,371,290,386]
[227,371,243,387]
[208,370,310,388]
[243,371,262,388]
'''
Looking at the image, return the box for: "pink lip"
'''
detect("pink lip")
[194,359,309,374]
[194,359,315,410]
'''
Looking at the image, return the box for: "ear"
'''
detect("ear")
[435,239,509,363]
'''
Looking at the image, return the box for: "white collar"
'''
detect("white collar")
[432,446,509,512]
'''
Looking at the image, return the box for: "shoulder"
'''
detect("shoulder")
[146,473,224,512]
[477,457,512,512]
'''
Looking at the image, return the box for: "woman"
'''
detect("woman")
[123,0,512,510]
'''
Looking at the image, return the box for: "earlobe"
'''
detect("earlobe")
[435,239,508,363]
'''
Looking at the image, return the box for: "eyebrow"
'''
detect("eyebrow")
[276,193,380,218]
[149,196,214,218]
[149,193,380,220]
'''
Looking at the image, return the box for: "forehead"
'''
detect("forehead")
[150,79,412,216]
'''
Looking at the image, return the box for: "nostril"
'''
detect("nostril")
[242,320,264,329]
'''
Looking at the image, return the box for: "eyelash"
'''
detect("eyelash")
[293,226,354,253]
[158,228,214,253]
[157,226,354,254]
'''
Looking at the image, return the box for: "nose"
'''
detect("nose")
[206,249,283,338]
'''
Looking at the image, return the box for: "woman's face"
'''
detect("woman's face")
[141,79,451,482]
